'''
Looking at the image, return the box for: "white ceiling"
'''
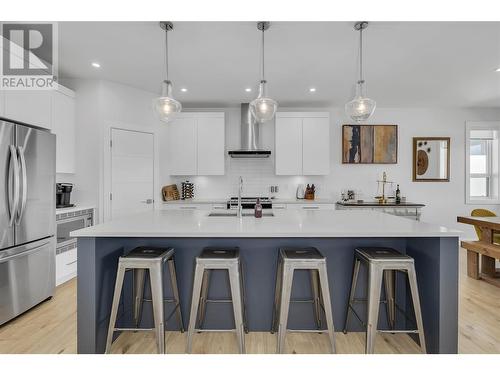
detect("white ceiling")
[58,21,500,108]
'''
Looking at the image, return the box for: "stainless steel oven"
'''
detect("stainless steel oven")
[56,209,93,254]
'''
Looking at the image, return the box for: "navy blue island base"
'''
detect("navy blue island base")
[76,235,458,354]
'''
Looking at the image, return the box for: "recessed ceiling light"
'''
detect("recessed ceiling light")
[496,68,500,72]
[91,62,101,68]
[245,88,252,92]
[180,88,188,92]
[309,88,316,92]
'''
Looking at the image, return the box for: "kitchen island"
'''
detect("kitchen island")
[72,209,460,354]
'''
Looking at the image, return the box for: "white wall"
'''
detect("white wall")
[161,106,500,236]
[62,79,164,223]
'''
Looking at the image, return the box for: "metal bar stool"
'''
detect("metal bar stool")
[343,247,426,354]
[271,247,336,354]
[186,247,247,354]
[105,247,184,354]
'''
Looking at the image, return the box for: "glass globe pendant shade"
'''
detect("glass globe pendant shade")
[154,80,182,123]
[249,80,278,123]
[345,80,376,123]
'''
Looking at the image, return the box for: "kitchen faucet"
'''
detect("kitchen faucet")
[237,176,243,218]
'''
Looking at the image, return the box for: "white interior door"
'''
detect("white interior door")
[111,128,154,220]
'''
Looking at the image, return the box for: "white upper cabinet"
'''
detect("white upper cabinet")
[168,117,197,175]
[3,90,52,129]
[1,85,76,173]
[275,117,302,175]
[302,117,330,175]
[52,87,76,173]
[0,90,4,116]
[275,112,330,176]
[197,116,225,175]
[168,112,225,176]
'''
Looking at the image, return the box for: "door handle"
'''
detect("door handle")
[7,145,20,227]
[141,199,154,204]
[15,146,27,225]
[0,239,50,264]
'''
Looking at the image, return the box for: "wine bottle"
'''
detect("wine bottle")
[254,198,263,218]
[396,184,401,204]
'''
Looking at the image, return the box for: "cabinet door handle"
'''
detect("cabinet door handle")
[140,199,154,204]
[180,206,197,210]
[66,260,77,266]
[303,206,319,209]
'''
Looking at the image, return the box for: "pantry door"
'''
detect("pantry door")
[110,128,155,220]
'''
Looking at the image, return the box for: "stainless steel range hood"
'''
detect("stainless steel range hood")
[228,103,271,158]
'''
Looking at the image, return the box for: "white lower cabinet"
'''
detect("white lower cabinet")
[287,203,335,210]
[56,248,77,286]
[162,203,214,210]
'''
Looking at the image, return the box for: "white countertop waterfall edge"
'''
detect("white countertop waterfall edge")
[71,209,460,238]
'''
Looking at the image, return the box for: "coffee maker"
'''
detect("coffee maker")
[56,183,74,208]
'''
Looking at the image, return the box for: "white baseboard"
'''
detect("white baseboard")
[56,271,77,286]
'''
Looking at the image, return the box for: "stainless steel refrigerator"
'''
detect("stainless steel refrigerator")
[0,119,56,325]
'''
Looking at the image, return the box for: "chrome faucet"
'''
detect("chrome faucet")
[237,176,243,218]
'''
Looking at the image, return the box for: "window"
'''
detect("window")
[466,122,500,204]
[469,138,492,197]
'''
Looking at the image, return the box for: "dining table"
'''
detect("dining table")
[457,215,500,286]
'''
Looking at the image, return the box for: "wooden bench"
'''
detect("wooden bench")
[458,216,500,287]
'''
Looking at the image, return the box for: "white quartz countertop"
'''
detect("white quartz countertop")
[161,198,334,205]
[71,209,460,238]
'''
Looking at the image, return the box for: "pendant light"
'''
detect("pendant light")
[345,21,376,123]
[153,21,182,123]
[250,21,278,123]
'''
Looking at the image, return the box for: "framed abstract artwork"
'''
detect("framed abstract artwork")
[342,125,398,164]
[412,137,450,182]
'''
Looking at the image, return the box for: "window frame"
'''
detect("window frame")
[465,121,500,205]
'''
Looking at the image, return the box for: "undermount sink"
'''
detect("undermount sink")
[208,211,274,217]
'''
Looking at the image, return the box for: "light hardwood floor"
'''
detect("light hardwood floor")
[0,248,499,354]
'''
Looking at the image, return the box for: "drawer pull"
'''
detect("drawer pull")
[180,206,197,210]
[303,206,319,209]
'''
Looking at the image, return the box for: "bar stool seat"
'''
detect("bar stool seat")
[186,247,247,354]
[343,247,427,354]
[271,247,336,354]
[105,247,184,354]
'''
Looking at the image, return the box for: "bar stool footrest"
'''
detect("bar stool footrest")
[195,329,238,333]
[287,329,328,334]
[114,327,156,332]
[377,329,419,334]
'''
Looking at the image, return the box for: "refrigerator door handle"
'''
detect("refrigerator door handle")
[7,145,20,227]
[15,146,28,225]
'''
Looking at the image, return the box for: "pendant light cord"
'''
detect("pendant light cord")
[261,28,265,82]
[359,27,363,83]
[165,29,169,81]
